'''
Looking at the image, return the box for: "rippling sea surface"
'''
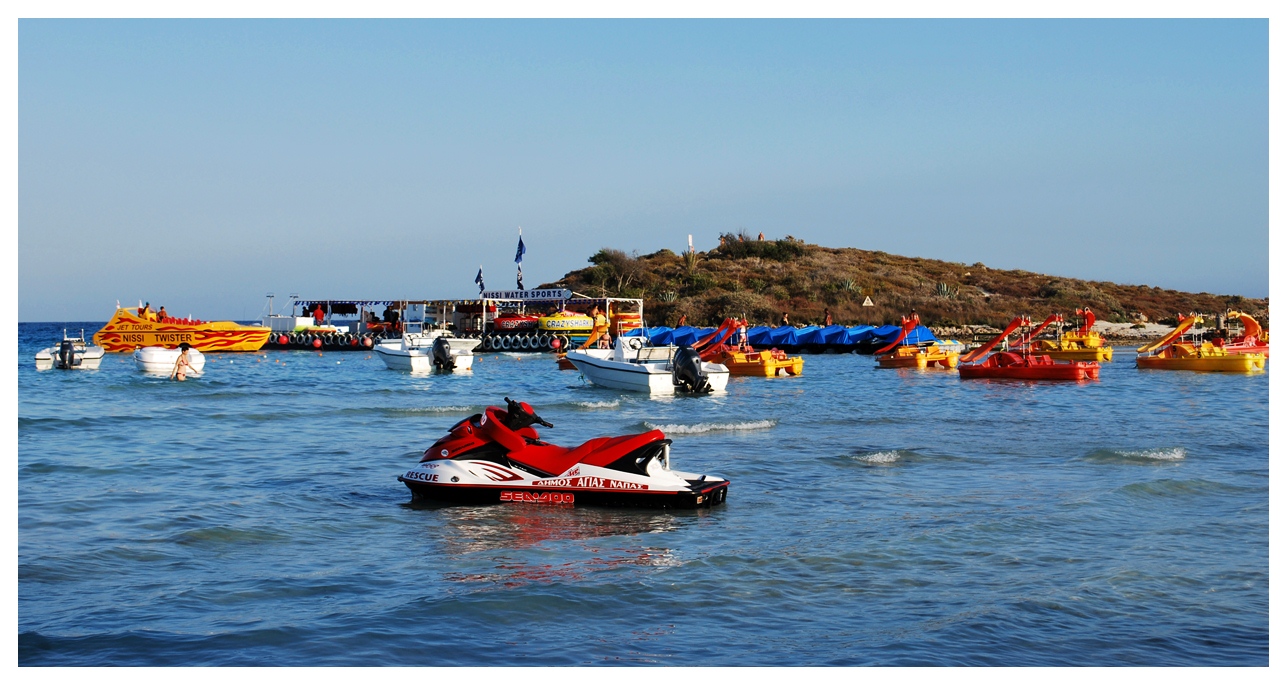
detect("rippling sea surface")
[17,322,1268,665]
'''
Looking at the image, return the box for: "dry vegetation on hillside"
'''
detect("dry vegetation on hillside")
[538,233,1268,329]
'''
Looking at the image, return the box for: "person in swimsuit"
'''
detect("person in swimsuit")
[171,343,195,381]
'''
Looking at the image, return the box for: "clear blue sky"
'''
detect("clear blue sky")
[19,19,1268,322]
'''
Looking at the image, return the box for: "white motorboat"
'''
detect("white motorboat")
[374,304,480,373]
[564,337,729,394]
[375,331,480,372]
[34,330,105,370]
[133,346,206,375]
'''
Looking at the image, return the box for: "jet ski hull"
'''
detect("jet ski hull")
[399,471,729,509]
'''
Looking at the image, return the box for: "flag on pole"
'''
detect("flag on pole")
[475,266,485,294]
[515,226,526,290]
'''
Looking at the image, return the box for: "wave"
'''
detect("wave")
[1084,447,1187,464]
[848,448,929,466]
[386,406,476,414]
[1117,478,1243,499]
[571,400,620,409]
[856,450,903,465]
[641,419,776,434]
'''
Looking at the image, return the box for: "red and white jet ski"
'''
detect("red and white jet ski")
[399,398,730,509]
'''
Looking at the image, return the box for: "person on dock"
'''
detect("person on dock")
[313,304,326,325]
[678,314,687,327]
[824,308,833,327]
[780,312,790,327]
[580,305,611,350]
[170,343,195,381]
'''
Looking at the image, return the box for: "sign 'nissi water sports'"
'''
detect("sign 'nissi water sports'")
[482,289,572,300]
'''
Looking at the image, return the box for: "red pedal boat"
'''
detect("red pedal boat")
[959,315,1101,381]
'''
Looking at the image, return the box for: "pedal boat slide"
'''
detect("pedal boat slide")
[1135,314,1266,372]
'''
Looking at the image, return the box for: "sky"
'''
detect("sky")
[18,19,1269,322]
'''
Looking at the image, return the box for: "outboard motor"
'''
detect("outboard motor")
[56,340,77,370]
[672,346,711,393]
[432,336,454,371]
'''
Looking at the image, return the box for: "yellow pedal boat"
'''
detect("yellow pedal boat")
[713,348,804,376]
[94,306,271,353]
[874,313,960,369]
[1019,309,1113,362]
[691,318,804,377]
[1027,336,1113,362]
[1136,315,1265,372]
[876,343,959,369]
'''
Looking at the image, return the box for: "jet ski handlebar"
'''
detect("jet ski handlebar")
[503,397,554,430]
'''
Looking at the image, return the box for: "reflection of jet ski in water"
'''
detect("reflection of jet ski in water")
[399,398,730,508]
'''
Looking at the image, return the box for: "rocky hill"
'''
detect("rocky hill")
[538,233,1268,330]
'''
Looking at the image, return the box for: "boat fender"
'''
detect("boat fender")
[519,336,531,350]
[538,334,550,348]
[362,336,373,348]
[312,337,323,349]
[500,335,512,350]
[557,335,569,350]
[277,334,289,345]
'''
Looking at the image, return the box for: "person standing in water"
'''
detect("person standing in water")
[171,343,195,381]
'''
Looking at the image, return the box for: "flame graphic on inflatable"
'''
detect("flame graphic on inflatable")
[93,309,271,352]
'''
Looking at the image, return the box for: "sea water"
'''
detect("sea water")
[17,323,1268,665]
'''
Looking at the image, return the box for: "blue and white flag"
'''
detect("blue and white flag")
[475,266,485,294]
[515,226,526,290]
